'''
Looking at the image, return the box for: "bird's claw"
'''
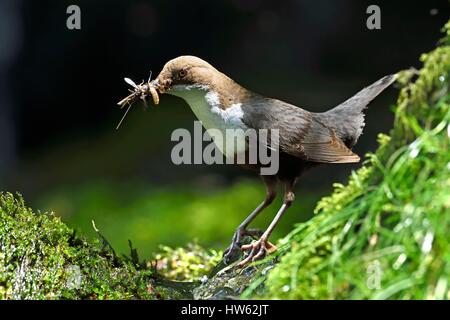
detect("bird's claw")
[223,245,239,265]
[223,228,264,264]
[237,237,277,267]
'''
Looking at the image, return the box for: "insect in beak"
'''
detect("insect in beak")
[116,71,160,130]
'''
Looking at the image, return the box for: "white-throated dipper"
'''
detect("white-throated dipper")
[119,56,396,266]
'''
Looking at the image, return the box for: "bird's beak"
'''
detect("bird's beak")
[152,72,172,94]
[150,79,162,93]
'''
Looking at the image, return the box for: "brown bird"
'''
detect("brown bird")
[146,56,395,266]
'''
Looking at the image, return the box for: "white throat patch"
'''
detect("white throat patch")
[168,85,247,157]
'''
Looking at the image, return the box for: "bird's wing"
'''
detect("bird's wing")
[241,98,360,163]
[298,118,360,163]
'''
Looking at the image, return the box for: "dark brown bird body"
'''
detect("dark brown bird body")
[238,73,397,172]
[148,56,396,265]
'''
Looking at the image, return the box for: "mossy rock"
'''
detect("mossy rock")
[0,192,165,299]
[0,191,228,299]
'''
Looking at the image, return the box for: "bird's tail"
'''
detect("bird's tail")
[322,74,397,147]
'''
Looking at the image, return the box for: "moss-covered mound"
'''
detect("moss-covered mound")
[0,192,159,299]
[248,21,450,299]
[0,191,224,299]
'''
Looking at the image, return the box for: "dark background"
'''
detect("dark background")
[0,0,448,256]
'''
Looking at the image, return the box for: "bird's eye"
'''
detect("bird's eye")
[178,69,187,78]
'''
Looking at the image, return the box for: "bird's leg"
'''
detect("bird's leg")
[223,201,271,261]
[223,176,277,264]
[238,180,296,267]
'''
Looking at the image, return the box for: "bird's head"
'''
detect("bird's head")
[152,55,254,108]
[153,56,221,94]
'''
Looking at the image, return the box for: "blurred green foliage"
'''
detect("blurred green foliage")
[247,20,450,299]
[37,180,321,258]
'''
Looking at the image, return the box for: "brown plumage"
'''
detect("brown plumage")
[146,56,396,266]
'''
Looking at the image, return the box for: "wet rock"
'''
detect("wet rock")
[192,236,277,300]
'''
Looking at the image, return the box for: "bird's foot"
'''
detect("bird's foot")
[223,228,263,264]
[237,237,277,267]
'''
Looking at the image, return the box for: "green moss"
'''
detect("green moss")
[247,20,450,299]
[0,192,160,299]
